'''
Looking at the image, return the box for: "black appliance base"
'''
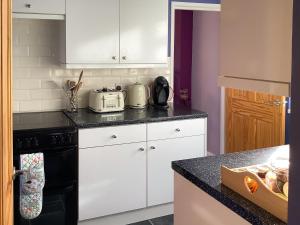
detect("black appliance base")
[152,104,169,110]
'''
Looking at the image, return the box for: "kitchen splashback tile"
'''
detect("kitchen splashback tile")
[20,100,42,112]
[13,19,170,113]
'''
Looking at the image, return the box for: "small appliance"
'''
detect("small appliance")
[127,83,150,109]
[89,88,125,113]
[151,76,170,109]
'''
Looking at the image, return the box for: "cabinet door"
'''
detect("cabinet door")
[220,0,293,83]
[120,0,168,64]
[147,136,205,206]
[13,0,65,14]
[66,0,119,64]
[79,142,147,221]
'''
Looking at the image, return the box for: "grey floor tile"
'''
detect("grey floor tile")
[150,214,174,225]
[127,220,152,225]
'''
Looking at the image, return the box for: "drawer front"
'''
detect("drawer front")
[13,0,65,14]
[79,124,146,148]
[147,119,206,141]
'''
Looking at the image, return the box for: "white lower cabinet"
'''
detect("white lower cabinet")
[79,142,147,221]
[147,136,205,206]
[78,118,207,220]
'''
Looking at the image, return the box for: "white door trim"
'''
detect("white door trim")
[170,2,221,153]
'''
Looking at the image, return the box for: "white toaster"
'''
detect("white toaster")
[89,90,125,113]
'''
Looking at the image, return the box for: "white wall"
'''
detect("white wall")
[13,19,170,113]
[191,11,220,155]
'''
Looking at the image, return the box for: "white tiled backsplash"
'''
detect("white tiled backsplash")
[13,19,170,113]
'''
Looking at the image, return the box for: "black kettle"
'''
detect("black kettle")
[152,76,170,109]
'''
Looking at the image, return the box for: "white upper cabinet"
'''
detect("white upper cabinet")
[219,0,293,96]
[62,0,168,67]
[120,0,168,64]
[13,0,65,14]
[65,0,119,64]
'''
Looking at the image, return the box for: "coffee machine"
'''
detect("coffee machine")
[151,76,170,109]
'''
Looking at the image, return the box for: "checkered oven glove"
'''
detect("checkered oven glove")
[19,153,45,220]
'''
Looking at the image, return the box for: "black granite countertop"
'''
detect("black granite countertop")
[172,145,289,225]
[64,104,208,128]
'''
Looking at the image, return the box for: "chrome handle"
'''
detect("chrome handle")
[150,146,156,150]
[175,128,181,132]
[139,147,145,152]
[13,167,28,180]
[122,56,127,60]
[111,135,117,139]
[112,56,117,60]
[264,100,287,106]
[25,3,31,8]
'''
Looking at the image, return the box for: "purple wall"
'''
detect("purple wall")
[191,11,220,155]
[168,0,220,55]
[173,10,194,105]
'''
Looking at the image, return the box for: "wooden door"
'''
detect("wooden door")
[226,88,286,153]
[0,0,13,225]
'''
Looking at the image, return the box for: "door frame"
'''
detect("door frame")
[170,2,221,88]
[0,0,13,225]
[170,2,221,154]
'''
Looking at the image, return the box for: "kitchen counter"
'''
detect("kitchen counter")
[64,104,208,128]
[172,145,289,225]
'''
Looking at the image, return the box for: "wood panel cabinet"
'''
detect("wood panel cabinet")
[13,0,65,14]
[226,88,285,153]
[219,0,293,96]
[147,136,205,206]
[79,142,147,221]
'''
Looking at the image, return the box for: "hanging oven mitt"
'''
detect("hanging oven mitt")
[19,153,45,220]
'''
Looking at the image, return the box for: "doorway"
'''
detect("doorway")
[171,2,221,155]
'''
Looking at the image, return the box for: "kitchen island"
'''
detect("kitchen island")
[172,145,289,225]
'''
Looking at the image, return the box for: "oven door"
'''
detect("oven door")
[13,146,78,225]
[14,184,77,225]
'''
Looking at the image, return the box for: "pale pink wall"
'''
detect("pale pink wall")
[191,11,220,155]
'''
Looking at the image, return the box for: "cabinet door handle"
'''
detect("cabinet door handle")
[139,147,145,152]
[175,128,181,132]
[150,146,156,150]
[122,56,127,60]
[111,135,117,139]
[112,56,117,60]
[25,3,31,8]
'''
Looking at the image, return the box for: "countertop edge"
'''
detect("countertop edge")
[66,113,208,129]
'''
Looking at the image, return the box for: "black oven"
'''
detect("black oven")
[13,122,78,225]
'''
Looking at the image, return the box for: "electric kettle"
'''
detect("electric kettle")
[127,83,150,109]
